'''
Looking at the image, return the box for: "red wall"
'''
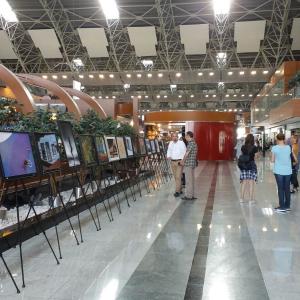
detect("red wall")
[186,122,235,161]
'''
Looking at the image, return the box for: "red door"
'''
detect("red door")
[187,122,234,161]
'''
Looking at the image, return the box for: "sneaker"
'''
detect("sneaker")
[181,196,193,200]
[174,192,180,197]
[274,206,286,213]
[285,207,291,211]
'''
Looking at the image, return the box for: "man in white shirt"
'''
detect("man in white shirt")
[167,133,187,197]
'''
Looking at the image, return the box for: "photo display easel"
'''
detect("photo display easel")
[0,128,171,295]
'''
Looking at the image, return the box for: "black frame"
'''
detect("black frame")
[94,135,109,165]
[34,132,62,175]
[104,136,120,162]
[78,134,98,167]
[138,137,147,155]
[150,140,156,154]
[0,131,38,180]
[57,120,81,168]
[124,136,134,157]
[116,137,127,160]
[154,139,161,153]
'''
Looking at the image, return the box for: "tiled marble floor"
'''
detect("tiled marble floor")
[2,158,300,300]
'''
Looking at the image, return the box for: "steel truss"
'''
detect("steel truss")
[253,0,293,68]
[155,0,191,70]
[38,0,96,72]
[0,16,50,73]
[105,18,138,71]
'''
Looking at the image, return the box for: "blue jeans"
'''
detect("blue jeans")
[274,174,291,209]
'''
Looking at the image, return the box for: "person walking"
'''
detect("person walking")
[290,135,299,193]
[180,131,198,200]
[167,133,186,197]
[239,134,258,204]
[272,133,297,213]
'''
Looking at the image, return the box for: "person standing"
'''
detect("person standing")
[180,131,198,200]
[239,134,258,204]
[272,133,297,213]
[291,135,299,193]
[167,133,186,197]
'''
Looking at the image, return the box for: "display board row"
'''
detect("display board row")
[0,121,165,181]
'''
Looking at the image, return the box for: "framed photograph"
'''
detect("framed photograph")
[105,136,120,161]
[94,136,109,164]
[79,135,98,166]
[132,136,139,155]
[138,137,146,155]
[57,121,80,168]
[150,140,156,154]
[34,133,62,174]
[145,139,152,155]
[116,137,127,159]
[124,136,134,157]
[158,140,164,153]
[0,132,38,180]
[155,139,160,153]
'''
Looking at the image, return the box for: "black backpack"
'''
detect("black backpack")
[238,146,253,171]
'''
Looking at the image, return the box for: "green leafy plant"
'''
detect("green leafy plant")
[0,98,23,130]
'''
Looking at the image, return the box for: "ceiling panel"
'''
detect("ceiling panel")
[180,24,209,55]
[0,31,17,59]
[127,26,157,56]
[28,29,63,58]
[291,18,300,50]
[77,28,109,57]
[234,20,266,53]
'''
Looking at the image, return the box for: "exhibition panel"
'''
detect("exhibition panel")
[0,121,172,294]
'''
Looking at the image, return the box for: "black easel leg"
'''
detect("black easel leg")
[57,189,80,246]
[0,253,20,293]
[75,174,99,231]
[16,204,25,288]
[55,225,62,259]
[30,205,60,265]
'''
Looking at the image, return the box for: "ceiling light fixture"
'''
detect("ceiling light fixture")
[190,95,194,98]
[79,74,84,79]
[137,73,142,78]
[178,95,182,98]
[213,94,216,98]
[225,94,229,97]
[0,0,18,22]
[209,72,214,76]
[228,71,233,76]
[241,94,245,97]
[112,96,116,99]
[62,75,68,79]
[164,95,167,98]
[42,75,48,79]
[147,73,152,78]
[239,71,245,75]
[158,73,163,78]
[99,74,104,79]
[98,96,102,99]
[73,58,84,67]
[263,70,269,74]
[275,70,280,74]
[109,74,114,78]
[89,74,94,78]
[52,75,58,79]
[249,94,253,97]
[126,74,131,78]
[145,95,148,98]
[105,96,109,99]
[175,72,182,77]
[213,0,231,15]
[251,70,257,75]
[198,72,203,76]
[156,95,160,99]
[99,0,119,20]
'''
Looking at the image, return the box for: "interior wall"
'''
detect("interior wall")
[186,121,235,161]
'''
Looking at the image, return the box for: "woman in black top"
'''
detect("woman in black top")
[240,134,258,203]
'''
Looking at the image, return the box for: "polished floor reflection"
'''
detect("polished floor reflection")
[3,159,300,299]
